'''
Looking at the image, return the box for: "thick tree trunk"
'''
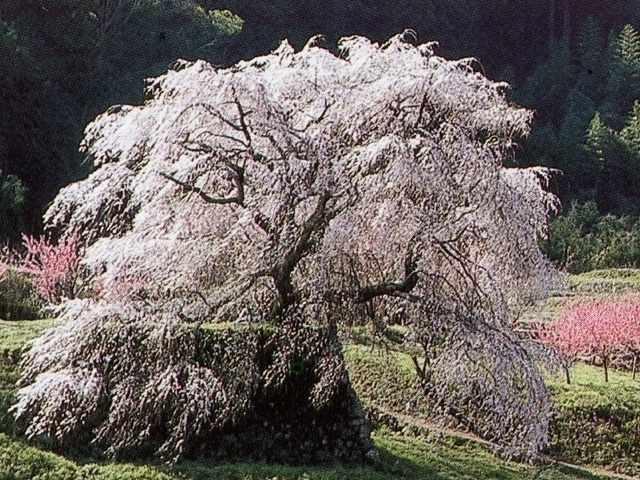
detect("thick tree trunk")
[270,191,332,320]
[603,353,609,382]
[564,365,571,385]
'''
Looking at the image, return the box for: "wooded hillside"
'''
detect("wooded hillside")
[1,1,639,261]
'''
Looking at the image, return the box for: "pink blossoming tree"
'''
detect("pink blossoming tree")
[21,233,80,303]
[540,298,640,382]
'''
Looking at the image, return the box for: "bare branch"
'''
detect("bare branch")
[159,164,244,206]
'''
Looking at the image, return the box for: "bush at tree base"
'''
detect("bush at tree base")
[0,268,42,321]
[13,32,561,463]
[13,312,372,464]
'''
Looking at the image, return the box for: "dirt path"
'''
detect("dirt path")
[372,404,639,480]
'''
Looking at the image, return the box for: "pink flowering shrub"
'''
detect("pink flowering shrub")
[21,233,80,303]
[540,298,640,382]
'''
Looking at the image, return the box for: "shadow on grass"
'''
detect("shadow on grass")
[171,433,614,480]
[0,430,619,480]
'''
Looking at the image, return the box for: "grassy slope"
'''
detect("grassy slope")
[547,364,640,472]
[0,313,626,479]
[0,430,616,480]
[0,319,55,352]
[527,268,640,476]
[568,268,640,295]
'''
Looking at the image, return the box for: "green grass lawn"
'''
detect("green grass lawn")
[569,268,640,295]
[0,318,55,352]
[0,428,618,480]
[546,363,640,476]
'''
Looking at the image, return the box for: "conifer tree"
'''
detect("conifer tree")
[585,112,610,162]
[621,100,640,155]
[575,16,606,95]
[586,109,640,213]
[615,24,640,72]
[603,24,640,127]
[557,88,596,190]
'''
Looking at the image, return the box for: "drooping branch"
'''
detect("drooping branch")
[433,237,491,311]
[234,95,253,147]
[355,250,419,303]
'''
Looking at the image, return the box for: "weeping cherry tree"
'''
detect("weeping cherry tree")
[12,31,562,463]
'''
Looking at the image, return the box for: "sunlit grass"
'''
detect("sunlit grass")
[548,362,640,389]
[0,318,55,352]
[568,268,640,295]
[0,430,617,480]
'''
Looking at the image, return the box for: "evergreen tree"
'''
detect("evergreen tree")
[0,1,243,240]
[620,100,640,155]
[517,41,573,126]
[586,110,640,214]
[615,24,640,71]
[585,111,610,162]
[0,171,26,240]
[603,24,640,128]
[557,88,597,198]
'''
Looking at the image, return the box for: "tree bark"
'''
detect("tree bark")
[269,191,332,319]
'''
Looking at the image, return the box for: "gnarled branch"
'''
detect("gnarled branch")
[269,191,333,317]
[160,158,245,206]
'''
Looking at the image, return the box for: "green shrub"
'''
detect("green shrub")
[0,267,42,320]
[0,434,79,480]
[542,201,640,273]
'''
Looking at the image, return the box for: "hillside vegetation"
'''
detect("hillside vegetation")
[0,317,627,480]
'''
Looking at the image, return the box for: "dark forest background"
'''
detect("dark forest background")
[1,0,640,273]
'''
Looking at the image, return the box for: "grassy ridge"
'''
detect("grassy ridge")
[568,268,640,296]
[0,317,625,479]
[343,340,624,480]
[547,359,640,475]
